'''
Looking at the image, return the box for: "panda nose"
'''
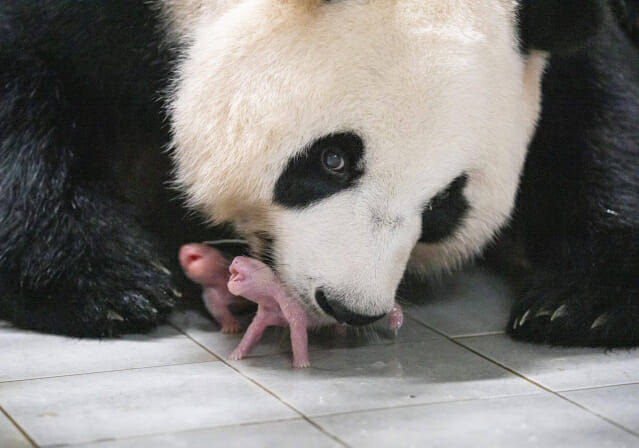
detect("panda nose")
[314,288,385,326]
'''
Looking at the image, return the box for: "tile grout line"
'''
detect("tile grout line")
[172,317,639,440]
[551,393,639,438]
[404,313,506,339]
[53,417,306,448]
[452,331,506,338]
[555,381,639,394]
[453,338,639,438]
[1,405,38,448]
[291,392,544,422]
[0,359,218,384]
[455,349,639,437]
[173,321,565,424]
[4,317,636,444]
[169,322,351,448]
[172,310,459,364]
[405,317,639,439]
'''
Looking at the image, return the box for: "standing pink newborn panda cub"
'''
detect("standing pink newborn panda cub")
[179,243,404,368]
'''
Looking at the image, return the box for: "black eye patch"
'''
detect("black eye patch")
[419,174,469,243]
[273,132,365,208]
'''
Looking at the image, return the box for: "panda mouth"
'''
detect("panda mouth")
[314,289,385,325]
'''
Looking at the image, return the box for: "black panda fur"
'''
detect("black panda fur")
[509,2,639,346]
[0,2,212,336]
[0,0,638,345]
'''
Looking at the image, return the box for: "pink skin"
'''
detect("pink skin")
[387,302,404,331]
[227,256,311,368]
[227,256,404,368]
[179,244,244,333]
[179,244,405,368]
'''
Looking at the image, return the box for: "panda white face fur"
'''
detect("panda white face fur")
[169,0,547,324]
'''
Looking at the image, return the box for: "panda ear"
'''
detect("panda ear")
[518,0,607,53]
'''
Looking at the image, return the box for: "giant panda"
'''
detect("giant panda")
[1,1,637,346]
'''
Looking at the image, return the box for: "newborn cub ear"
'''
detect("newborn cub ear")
[518,0,607,53]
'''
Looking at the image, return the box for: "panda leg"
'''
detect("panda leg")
[0,180,178,338]
[0,179,177,337]
[0,56,176,337]
[509,231,639,347]
[509,17,639,347]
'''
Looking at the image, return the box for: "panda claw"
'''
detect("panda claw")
[590,313,609,330]
[535,308,553,318]
[519,309,531,326]
[151,260,172,276]
[512,317,519,330]
[107,309,125,322]
[550,304,567,321]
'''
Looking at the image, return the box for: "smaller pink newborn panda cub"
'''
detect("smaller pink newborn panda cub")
[179,244,245,334]
[179,243,404,368]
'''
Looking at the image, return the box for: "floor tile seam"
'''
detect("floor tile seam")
[402,314,503,340]
[552,393,639,438]
[0,405,38,448]
[447,338,639,439]
[176,317,442,351]
[405,318,549,388]
[452,331,506,339]
[0,359,219,385]
[187,337,432,362]
[304,390,546,421]
[173,315,639,440]
[555,380,639,394]
[171,323,351,447]
[300,418,351,448]
[47,417,311,447]
[177,333,441,364]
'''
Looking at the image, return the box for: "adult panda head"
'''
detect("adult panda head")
[168,0,601,325]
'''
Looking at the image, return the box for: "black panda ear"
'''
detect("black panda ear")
[518,0,607,53]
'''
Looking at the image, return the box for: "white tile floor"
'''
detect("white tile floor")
[1,266,638,447]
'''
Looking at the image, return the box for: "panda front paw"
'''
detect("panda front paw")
[1,233,178,337]
[508,270,639,347]
[96,258,178,336]
[86,236,182,336]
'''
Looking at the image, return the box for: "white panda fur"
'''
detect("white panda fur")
[169,0,546,319]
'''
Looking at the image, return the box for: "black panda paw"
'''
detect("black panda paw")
[67,224,182,337]
[2,238,179,338]
[92,258,179,337]
[508,270,639,347]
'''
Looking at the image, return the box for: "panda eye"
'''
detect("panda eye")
[274,132,365,208]
[322,148,346,173]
